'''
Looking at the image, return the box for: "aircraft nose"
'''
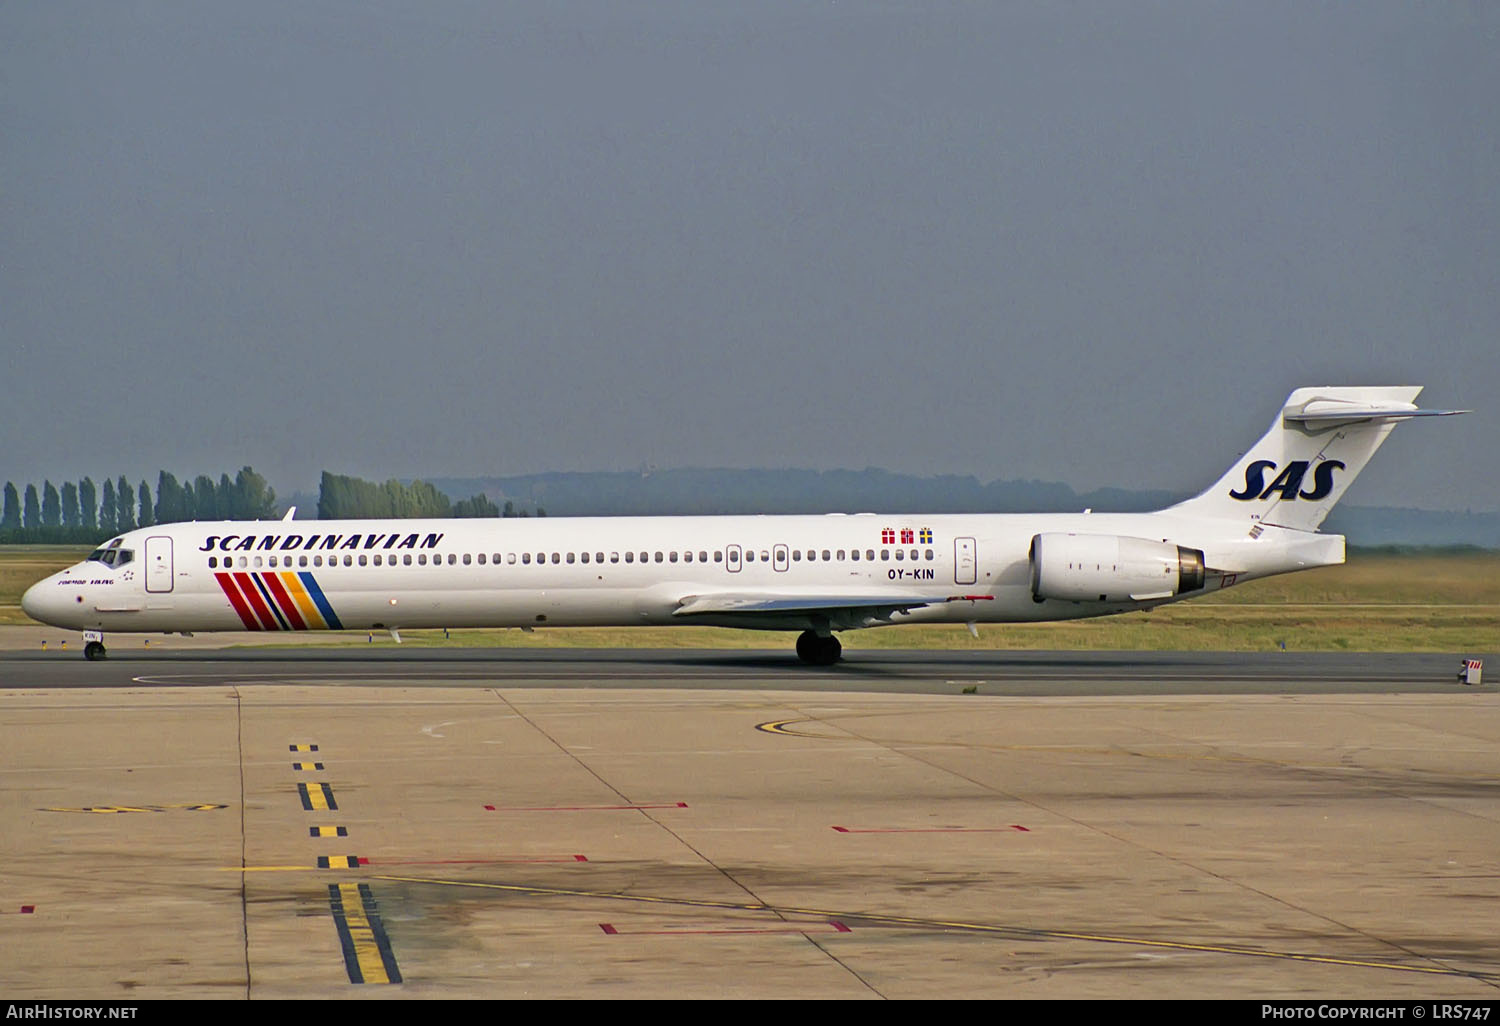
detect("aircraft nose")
[21,577,62,625]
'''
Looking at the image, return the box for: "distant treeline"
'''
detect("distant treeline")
[315,472,542,520]
[0,467,277,543]
[427,468,1500,548]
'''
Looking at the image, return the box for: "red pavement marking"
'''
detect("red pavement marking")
[363,856,588,865]
[599,921,850,936]
[485,802,688,811]
[831,824,1029,833]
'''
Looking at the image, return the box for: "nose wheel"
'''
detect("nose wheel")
[795,630,841,666]
[83,640,107,661]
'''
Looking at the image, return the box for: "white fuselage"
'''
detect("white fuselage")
[20,510,1342,637]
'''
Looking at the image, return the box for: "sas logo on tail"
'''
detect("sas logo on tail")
[1229,460,1345,502]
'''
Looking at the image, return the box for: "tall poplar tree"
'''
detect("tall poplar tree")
[80,477,97,530]
[116,475,135,531]
[62,482,80,527]
[154,472,183,525]
[100,478,117,534]
[1,483,20,531]
[42,482,61,527]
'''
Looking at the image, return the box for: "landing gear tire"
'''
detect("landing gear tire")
[795,630,841,666]
[83,641,107,661]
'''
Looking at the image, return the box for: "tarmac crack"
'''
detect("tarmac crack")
[486,687,887,997]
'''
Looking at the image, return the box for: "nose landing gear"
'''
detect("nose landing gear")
[82,631,107,661]
[795,630,842,666]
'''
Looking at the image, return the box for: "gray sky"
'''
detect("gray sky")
[4,1,1496,512]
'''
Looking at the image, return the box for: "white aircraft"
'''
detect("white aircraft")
[22,386,1465,664]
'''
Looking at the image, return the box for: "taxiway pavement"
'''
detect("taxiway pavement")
[1,645,1496,999]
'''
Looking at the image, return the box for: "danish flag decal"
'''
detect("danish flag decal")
[881,527,935,544]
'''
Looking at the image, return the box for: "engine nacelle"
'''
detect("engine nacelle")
[1029,533,1206,603]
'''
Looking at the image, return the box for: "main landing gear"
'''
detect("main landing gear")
[795,630,841,667]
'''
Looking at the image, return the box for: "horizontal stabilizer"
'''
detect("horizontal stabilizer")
[1168,386,1466,532]
[1285,399,1470,425]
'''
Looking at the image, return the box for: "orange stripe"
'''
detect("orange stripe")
[279,573,326,629]
[260,572,307,630]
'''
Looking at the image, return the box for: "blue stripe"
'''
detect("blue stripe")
[298,572,344,630]
[252,574,290,630]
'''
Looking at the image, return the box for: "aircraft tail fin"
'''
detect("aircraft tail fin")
[1169,386,1467,533]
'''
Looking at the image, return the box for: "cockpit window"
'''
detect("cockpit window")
[86,546,133,567]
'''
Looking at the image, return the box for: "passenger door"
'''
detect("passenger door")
[145,535,174,593]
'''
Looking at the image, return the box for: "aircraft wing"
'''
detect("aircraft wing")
[672,592,988,619]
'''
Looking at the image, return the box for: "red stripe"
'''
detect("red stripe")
[233,572,280,631]
[215,573,260,630]
[260,572,307,630]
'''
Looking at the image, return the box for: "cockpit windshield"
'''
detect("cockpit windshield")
[86,539,133,568]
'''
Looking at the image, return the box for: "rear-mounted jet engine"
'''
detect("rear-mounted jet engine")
[1030,533,1206,603]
